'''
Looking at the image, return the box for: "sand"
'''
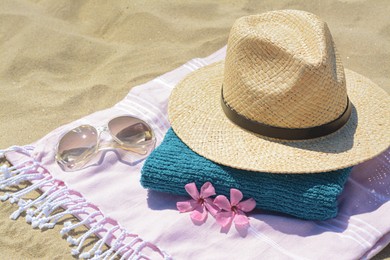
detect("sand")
[0,0,389,258]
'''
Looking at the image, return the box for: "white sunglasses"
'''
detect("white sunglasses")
[55,116,155,171]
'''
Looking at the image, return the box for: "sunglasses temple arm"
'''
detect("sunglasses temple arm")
[99,143,149,155]
[119,146,148,155]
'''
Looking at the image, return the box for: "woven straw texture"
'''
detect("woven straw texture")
[169,10,390,173]
[140,128,351,220]
[223,11,347,128]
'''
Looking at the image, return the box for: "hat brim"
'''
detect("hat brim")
[168,61,390,173]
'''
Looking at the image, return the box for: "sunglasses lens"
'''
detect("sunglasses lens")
[108,116,154,146]
[56,125,98,171]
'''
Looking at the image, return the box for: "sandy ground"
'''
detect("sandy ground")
[0,0,389,259]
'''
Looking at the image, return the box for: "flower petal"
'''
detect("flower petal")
[190,204,208,224]
[176,199,197,213]
[216,211,234,228]
[204,198,220,217]
[234,213,249,227]
[213,195,231,211]
[230,188,243,206]
[237,198,256,212]
[184,182,200,200]
[200,182,216,198]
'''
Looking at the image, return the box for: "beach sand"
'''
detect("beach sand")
[0,0,389,258]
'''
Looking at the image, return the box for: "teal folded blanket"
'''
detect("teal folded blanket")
[141,128,351,220]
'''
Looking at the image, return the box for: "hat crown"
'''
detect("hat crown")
[223,10,348,128]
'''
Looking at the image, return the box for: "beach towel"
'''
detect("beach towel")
[1,47,390,259]
[141,128,352,221]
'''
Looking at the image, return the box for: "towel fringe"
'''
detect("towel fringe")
[70,219,107,255]
[33,200,90,229]
[0,146,172,259]
[119,237,143,260]
[26,186,68,223]
[98,230,128,259]
[0,164,43,189]
[8,176,53,205]
[61,211,101,235]
[10,177,55,220]
[79,225,120,259]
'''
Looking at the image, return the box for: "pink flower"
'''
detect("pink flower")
[176,182,219,224]
[214,189,256,229]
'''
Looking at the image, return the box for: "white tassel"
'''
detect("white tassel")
[29,196,86,228]
[108,236,137,260]
[43,198,86,218]
[26,186,68,221]
[0,145,34,157]
[26,186,69,223]
[36,202,89,229]
[17,184,59,221]
[99,230,127,260]
[9,180,56,220]
[1,193,11,202]
[114,238,171,260]
[131,241,148,259]
[38,206,88,229]
[0,170,42,189]
[69,219,107,256]
[25,209,35,223]
[8,176,53,206]
[79,225,120,259]
[0,160,39,181]
[0,145,35,181]
[10,176,53,199]
[116,237,142,260]
[0,171,43,189]
[66,217,107,246]
[1,162,26,180]
[0,164,11,179]
[60,211,101,236]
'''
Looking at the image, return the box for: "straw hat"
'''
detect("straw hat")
[168,10,390,173]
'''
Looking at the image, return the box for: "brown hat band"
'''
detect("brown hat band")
[221,88,352,140]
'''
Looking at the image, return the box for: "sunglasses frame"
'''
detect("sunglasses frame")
[55,115,156,172]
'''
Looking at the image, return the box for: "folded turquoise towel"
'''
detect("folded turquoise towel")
[141,128,351,220]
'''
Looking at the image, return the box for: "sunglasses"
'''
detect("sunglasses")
[55,116,155,172]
